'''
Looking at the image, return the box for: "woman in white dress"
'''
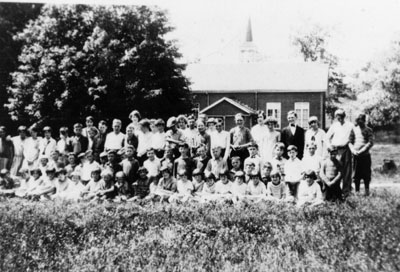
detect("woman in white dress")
[261,116,280,164]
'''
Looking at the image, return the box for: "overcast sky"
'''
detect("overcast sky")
[6,0,400,72]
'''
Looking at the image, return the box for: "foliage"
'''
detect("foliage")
[350,40,400,127]
[292,25,354,118]
[0,190,399,271]
[0,3,43,129]
[6,5,192,128]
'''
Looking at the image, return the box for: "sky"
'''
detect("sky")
[5,0,400,73]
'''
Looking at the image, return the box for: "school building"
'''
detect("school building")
[184,18,329,131]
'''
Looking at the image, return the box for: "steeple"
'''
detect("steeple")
[240,17,259,63]
[246,17,253,42]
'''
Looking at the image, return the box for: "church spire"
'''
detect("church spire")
[246,17,253,42]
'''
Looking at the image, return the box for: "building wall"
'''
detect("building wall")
[193,91,326,129]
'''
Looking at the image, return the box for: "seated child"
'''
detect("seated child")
[230,171,248,203]
[152,165,177,202]
[81,166,106,201]
[244,161,256,183]
[297,170,324,207]
[246,171,268,202]
[205,146,228,180]
[0,169,16,196]
[22,168,43,198]
[29,167,58,200]
[51,168,70,199]
[243,143,262,174]
[169,169,194,203]
[284,145,303,198]
[96,170,115,201]
[14,168,31,197]
[130,167,150,202]
[228,156,242,181]
[320,146,343,202]
[200,173,218,202]
[192,168,205,196]
[38,155,50,178]
[80,150,101,185]
[260,162,273,187]
[266,170,289,201]
[114,171,134,202]
[58,171,85,201]
[215,170,232,195]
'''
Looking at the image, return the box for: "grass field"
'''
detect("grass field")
[0,144,398,271]
[370,143,400,183]
[0,190,399,272]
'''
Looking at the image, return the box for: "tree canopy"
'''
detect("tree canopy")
[0,3,43,129]
[350,40,400,127]
[292,25,354,119]
[7,5,192,128]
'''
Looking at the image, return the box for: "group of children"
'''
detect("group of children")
[0,136,343,207]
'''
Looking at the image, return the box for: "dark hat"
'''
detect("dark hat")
[205,172,216,180]
[178,142,189,148]
[138,167,148,174]
[287,145,298,152]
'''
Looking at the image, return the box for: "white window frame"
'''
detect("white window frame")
[294,102,310,129]
[266,102,281,129]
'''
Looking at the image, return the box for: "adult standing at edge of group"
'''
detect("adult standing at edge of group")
[94,120,108,157]
[349,113,374,196]
[0,126,13,170]
[11,126,28,176]
[326,109,355,198]
[304,116,326,158]
[230,113,253,165]
[280,111,305,159]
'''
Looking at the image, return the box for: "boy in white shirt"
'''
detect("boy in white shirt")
[270,142,287,172]
[80,150,101,184]
[302,142,322,179]
[205,146,228,180]
[143,148,161,178]
[104,119,125,152]
[284,145,303,198]
[297,170,324,207]
[243,143,262,174]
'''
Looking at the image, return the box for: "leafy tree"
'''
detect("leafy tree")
[7,5,192,128]
[350,40,400,127]
[0,3,43,128]
[292,25,354,119]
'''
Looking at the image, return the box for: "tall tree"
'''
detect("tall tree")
[0,3,43,128]
[7,5,192,128]
[292,25,354,118]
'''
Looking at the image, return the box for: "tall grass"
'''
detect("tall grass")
[0,189,399,271]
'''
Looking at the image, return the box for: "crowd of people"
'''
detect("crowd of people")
[0,108,373,206]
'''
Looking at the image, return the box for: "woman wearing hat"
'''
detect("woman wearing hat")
[263,116,281,163]
[22,125,42,171]
[304,116,326,158]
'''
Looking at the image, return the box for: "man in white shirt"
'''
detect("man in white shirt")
[210,119,230,161]
[39,126,57,158]
[325,109,355,198]
[104,119,125,152]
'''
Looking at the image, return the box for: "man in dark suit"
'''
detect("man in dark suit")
[280,111,305,159]
[71,123,88,155]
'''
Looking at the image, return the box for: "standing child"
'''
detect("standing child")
[143,148,161,178]
[173,143,195,180]
[228,156,242,181]
[270,142,287,172]
[120,145,140,185]
[320,146,343,202]
[284,145,303,198]
[260,162,273,187]
[297,170,324,207]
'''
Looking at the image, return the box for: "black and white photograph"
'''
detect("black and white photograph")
[0,0,399,270]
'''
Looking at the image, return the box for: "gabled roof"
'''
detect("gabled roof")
[185,62,329,93]
[200,97,257,115]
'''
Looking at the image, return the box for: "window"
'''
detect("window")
[294,102,310,128]
[266,102,281,128]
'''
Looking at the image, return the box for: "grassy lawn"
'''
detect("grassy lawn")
[0,189,399,272]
